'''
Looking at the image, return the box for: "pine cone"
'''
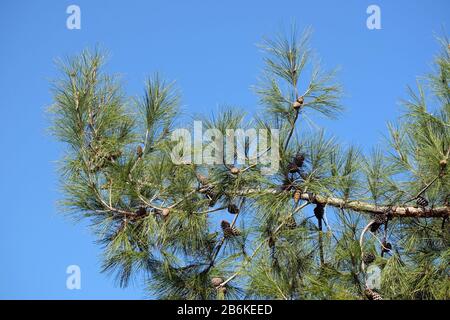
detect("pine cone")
[292,96,304,110]
[230,167,240,175]
[314,204,324,220]
[287,162,299,173]
[135,207,147,217]
[416,195,429,208]
[211,277,223,287]
[292,101,302,110]
[293,153,305,167]
[284,216,297,229]
[136,145,143,158]
[362,252,376,265]
[227,204,240,214]
[221,220,240,237]
[370,214,387,232]
[161,208,170,218]
[364,287,383,300]
[293,190,301,202]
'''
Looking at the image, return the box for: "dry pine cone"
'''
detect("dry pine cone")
[221,220,240,237]
[364,287,383,300]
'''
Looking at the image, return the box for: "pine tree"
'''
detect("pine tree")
[48,28,449,300]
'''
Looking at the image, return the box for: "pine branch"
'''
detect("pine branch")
[237,189,449,218]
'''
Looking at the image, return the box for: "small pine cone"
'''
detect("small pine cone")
[211,277,223,287]
[293,190,301,202]
[221,220,240,237]
[135,207,147,217]
[370,214,387,232]
[364,287,383,300]
[161,208,170,217]
[136,145,143,158]
[284,216,297,229]
[292,101,302,110]
[314,204,324,220]
[362,252,376,265]
[287,162,299,173]
[297,96,304,105]
[230,167,240,175]
[293,153,305,167]
[416,195,429,208]
[227,204,240,214]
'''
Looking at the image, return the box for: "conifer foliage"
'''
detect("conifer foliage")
[49,28,450,299]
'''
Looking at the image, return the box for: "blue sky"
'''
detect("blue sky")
[0,0,448,299]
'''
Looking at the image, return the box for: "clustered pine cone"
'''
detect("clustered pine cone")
[362,252,376,265]
[370,214,387,232]
[221,220,240,237]
[416,195,429,208]
[227,203,240,214]
[364,287,383,300]
[287,153,306,174]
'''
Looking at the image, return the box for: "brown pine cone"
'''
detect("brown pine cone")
[416,195,429,208]
[136,145,143,158]
[221,220,240,237]
[284,216,297,230]
[227,203,240,214]
[293,190,301,202]
[314,204,324,220]
[364,287,383,300]
[362,252,376,265]
[293,153,305,167]
[211,277,223,287]
[370,214,387,232]
[230,167,240,175]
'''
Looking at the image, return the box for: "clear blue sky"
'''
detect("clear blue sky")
[0,0,448,299]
